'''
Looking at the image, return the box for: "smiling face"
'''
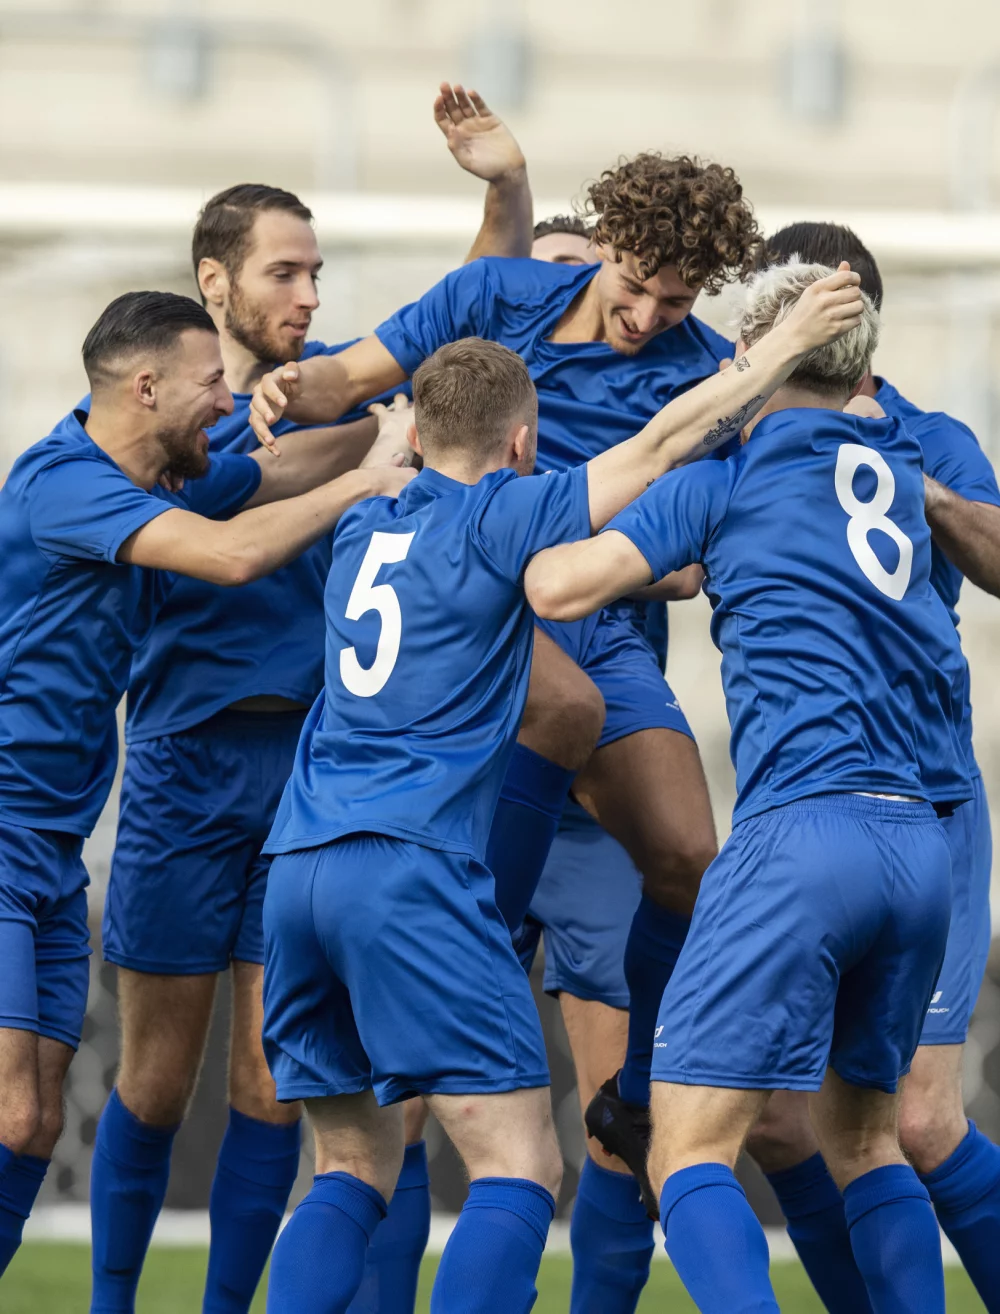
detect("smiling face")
[590,249,701,354]
[150,328,234,477]
[219,208,322,366]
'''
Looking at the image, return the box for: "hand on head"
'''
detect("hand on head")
[783,263,865,352]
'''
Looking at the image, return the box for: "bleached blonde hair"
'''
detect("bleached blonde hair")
[738,259,880,397]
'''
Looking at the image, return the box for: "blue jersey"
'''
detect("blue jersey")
[0,410,261,836]
[265,464,591,860]
[607,408,971,822]
[125,341,399,742]
[876,378,1000,776]
[375,258,732,474]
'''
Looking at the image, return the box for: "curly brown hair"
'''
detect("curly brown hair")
[584,153,761,294]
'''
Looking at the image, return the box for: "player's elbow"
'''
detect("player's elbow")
[524,572,590,622]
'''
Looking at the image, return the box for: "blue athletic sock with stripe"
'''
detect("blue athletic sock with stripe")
[766,1153,873,1313]
[844,1164,945,1314]
[569,1157,654,1313]
[0,1149,47,1275]
[617,898,690,1106]
[203,1109,302,1313]
[346,1140,431,1314]
[921,1120,1000,1312]
[486,744,574,932]
[266,1172,387,1314]
[90,1088,180,1313]
[430,1176,556,1314]
[660,1163,779,1312]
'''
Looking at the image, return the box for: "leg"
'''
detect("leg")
[267,1093,403,1314]
[204,961,303,1314]
[90,969,217,1314]
[649,1081,779,1313]
[812,1071,945,1314]
[427,1087,563,1314]
[747,1091,873,1314]
[487,629,604,931]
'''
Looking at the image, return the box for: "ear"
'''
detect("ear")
[407,423,423,458]
[846,375,867,402]
[198,257,229,308]
[133,369,156,410]
[511,422,530,467]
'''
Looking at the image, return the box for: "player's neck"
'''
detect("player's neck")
[84,405,163,491]
[424,456,503,485]
[549,275,605,344]
[219,331,272,397]
[859,371,879,399]
[743,387,848,438]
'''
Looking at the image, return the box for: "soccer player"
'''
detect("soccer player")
[0,290,410,1285]
[738,224,1000,1314]
[524,261,970,1313]
[259,270,866,1314]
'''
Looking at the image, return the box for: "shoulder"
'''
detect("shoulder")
[472,256,592,304]
[301,337,362,361]
[15,415,107,488]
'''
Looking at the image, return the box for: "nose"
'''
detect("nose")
[217,386,235,417]
[297,274,320,311]
[634,303,663,335]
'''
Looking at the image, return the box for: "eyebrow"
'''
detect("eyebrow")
[263,258,324,272]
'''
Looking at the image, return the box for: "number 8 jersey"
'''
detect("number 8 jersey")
[264,464,591,860]
[606,407,972,823]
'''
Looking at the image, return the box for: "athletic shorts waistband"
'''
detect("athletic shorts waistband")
[744,792,938,827]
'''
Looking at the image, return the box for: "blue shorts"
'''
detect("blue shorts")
[262,833,550,1105]
[104,709,305,975]
[515,800,641,1009]
[538,603,691,749]
[0,820,91,1049]
[652,795,952,1094]
[920,773,992,1045]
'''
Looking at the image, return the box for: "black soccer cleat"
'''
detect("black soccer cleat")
[584,1073,658,1220]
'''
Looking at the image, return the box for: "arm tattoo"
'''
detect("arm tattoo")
[701,396,765,447]
[734,356,750,373]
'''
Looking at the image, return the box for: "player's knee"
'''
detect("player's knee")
[640,838,716,913]
[745,1113,817,1176]
[0,1096,41,1157]
[532,1123,564,1199]
[30,1098,66,1159]
[898,1096,966,1175]
[520,673,604,772]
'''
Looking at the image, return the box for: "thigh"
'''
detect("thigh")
[116,968,218,1122]
[809,1068,905,1190]
[560,994,630,1169]
[27,1035,76,1158]
[574,729,717,914]
[427,1085,560,1188]
[0,1026,41,1153]
[229,960,301,1124]
[919,776,992,1046]
[313,836,550,1107]
[517,627,604,772]
[307,1090,404,1200]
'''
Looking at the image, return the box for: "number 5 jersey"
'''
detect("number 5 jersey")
[264,463,591,860]
[604,407,972,822]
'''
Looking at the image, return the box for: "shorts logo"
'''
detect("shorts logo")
[654,1024,667,1048]
[927,990,950,1015]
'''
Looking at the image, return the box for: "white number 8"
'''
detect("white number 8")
[834,444,913,601]
[340,531,415,697]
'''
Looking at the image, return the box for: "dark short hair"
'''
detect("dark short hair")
[533,214,593,241]
[584,153,761,292]
[82,291,217,391]
[762,222,884,309]
[413,338,537,456]
[191,183,314,295]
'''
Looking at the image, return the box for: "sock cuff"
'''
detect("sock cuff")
[397,1140,430,1190]
[632,897,692,949]
[499,743,574,817]
[309,1172,387,1240]
[843,1164,930,1230]
[576,1156,648,1222]
[0,1143,18,1181]
[766,1153,843,1219]
[225,1108,302,1155]
[466,1176,556,1245]
[660,1162,744,1230]
[920,1120,1000,1214]
[99,1089,180,1167]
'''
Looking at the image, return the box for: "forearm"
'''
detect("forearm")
[249,418,377,504]
[629,564,704,601]
[925,479,1000,597]
[464,168,534,262]
[525,532,653,622]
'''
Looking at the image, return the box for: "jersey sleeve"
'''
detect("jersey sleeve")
[911,412,1000,509]
[175,453,262,519]
[27,457,172,563]
[603,461,732,579]
[374,260,496,374]
[475,465,591,584]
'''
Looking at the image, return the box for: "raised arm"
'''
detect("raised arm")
[923,477,1000,597]
[118,466,413,587]
[434,82,534,262]
[583,265,864,531]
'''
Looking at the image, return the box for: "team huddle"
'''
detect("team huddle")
[0,82,998,1314]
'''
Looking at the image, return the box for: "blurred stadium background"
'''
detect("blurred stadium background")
[1,0,999,1233]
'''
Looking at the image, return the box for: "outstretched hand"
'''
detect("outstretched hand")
[249,363,300,456]
[434,81,526,182]
[363,394,418,470]
[783,262,865,354]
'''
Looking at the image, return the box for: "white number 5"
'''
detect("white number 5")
[339,531,415,697]
[834,444,913,601]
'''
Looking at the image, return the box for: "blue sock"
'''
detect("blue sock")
[90,1088,180,1313]
[843,1164,945,1314]
[661,1163,779,1313]
[203,1109,302,1313]
[267,1171,387,1314]
[346,1140,431,1314]
[921,1120,1000,1312]
[766,1154,873,1314]
[0,1150,47,1275]
[431,1176,555,1314]
[486,744,574,931]
[617,898,690,1106]
[569,1157,654,1314]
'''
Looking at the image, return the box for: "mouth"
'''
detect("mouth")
[616,313,648,344]
[283,322,310,338]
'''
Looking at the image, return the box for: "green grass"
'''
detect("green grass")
[2,1243,986,1311]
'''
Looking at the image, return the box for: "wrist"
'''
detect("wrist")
[489,163,529,190]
